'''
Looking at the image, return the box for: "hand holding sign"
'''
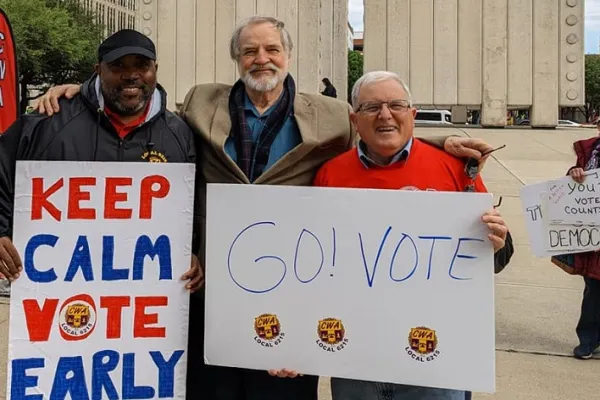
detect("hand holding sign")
[569,167,586,184]
[181,254,204,292]
[0,235,22,280]
[268,368,302,378]
[482,209,508,252]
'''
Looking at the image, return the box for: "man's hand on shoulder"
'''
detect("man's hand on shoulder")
[32,84,81,116]
[444,137,494,172]
[0,236,22,281]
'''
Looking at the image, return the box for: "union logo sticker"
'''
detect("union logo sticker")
[405,326,441,362]
[253,314,285,347]
[316,317,348,352]
[58,294,97,341]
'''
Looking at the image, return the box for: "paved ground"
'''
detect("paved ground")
[1,126,600,399]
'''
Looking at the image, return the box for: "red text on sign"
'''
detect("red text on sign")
[22,295,168,342]
[30,175,170,221]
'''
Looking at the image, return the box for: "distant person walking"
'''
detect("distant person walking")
[321,77,337,98]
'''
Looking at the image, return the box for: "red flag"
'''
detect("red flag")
[0,8,18,134]
[0,8,17,284]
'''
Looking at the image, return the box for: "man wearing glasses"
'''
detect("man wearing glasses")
[313,70,513,400]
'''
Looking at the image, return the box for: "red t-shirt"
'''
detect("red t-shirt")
[104,102,150,139]
[313,138,487,193]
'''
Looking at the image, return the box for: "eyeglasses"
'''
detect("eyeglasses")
[356,99,411,114]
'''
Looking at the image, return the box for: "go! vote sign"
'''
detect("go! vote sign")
[7,161,195,400]
[205,184,496,393]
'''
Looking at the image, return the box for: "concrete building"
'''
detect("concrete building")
[137,0,349,110]
[83,0,139,36]
[363,0,585,127]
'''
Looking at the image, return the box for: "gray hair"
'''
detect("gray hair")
[351,71,413,111]
[229,16,294,61]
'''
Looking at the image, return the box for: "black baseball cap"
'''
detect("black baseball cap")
[98,29,156,64]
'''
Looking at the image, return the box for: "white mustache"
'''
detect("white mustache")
[249,63,279,73]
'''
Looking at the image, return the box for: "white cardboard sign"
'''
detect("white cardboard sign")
[520,180,600,256]
[7,161,195,400]
[205,184,496,393]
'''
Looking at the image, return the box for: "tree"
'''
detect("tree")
[585,54,600,122]
[347,50,363,103]
[0,0,104,113]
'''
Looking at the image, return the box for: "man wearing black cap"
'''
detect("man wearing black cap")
[0,29,203,290]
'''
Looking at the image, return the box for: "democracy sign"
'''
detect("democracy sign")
[204,184,496,393]
[7,161,195,400]
[520,175,600,256]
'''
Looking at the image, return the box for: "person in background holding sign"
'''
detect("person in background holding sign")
[0,29,203,290]
[313,71,514,400]
[554,132,600,360]
[31,17,501,400]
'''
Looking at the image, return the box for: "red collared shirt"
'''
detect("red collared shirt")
[104,102,151,138]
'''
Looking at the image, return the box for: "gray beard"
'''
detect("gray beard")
[242,70,288,92]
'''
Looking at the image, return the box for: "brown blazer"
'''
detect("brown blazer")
[179,83,447,264]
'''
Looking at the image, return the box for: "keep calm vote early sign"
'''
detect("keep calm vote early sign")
[7,161,195,400]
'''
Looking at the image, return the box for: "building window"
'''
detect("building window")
[100,4,106,35]
[113,9,117,34]
[108,8,115,35]
[81,1,138,36]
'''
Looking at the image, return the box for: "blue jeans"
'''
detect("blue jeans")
[331,377,467,400]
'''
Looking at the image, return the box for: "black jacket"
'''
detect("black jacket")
[0,75,199,249]
[494,231,513,274]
